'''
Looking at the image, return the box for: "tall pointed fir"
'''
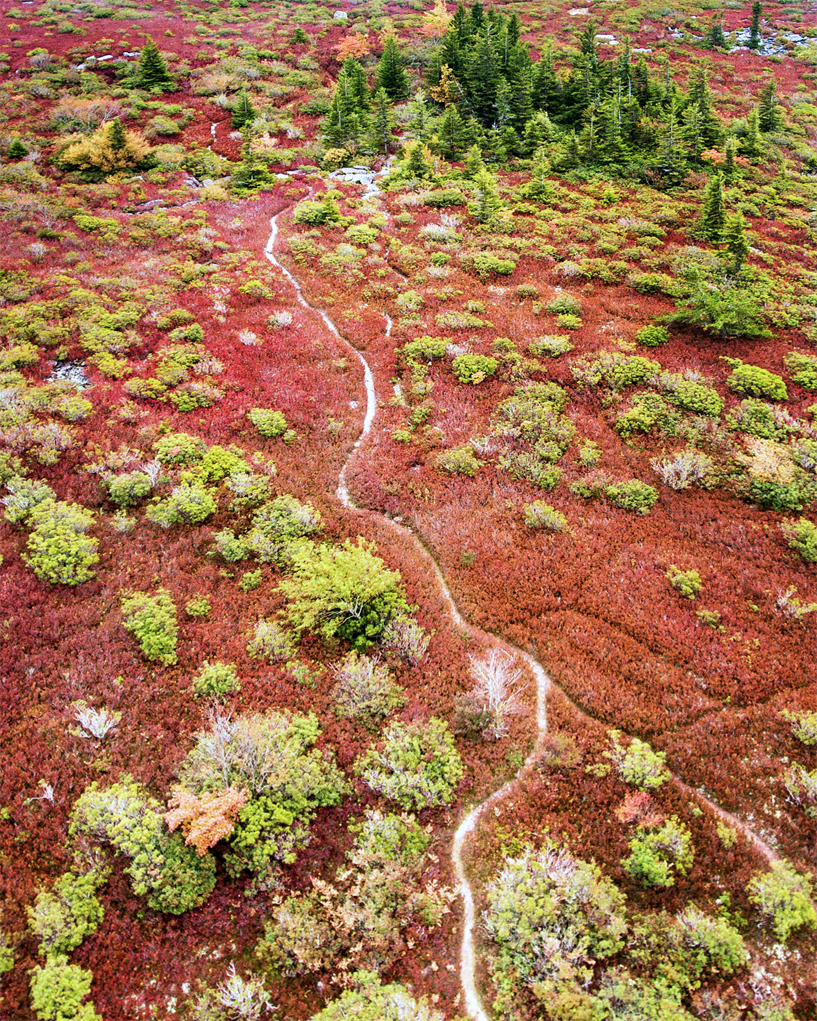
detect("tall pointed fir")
[322,58,371,153]
[743,108,762,158]
[470,166,502,223]
[749,1,762,51]
[724,213,750,275]
[700,172,726,242]
[705,16,727,49]
[136,38,172,91]
[368,88,397,155]
[682,64,723,158]
[108,117,127,152]
[531,47,561,117]
[376,35,410,101]
[758,80,782,133]
[231,87,256,130]
[436,103,467,159]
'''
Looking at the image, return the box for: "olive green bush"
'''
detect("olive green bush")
[356,717,463,810]
[121,589,178,666]
[29,956,101,1021]
[726,360,788,401]
[666,565,703,599]
[623,817,694,888]
[747,860,817,941]
[192,661,240,698]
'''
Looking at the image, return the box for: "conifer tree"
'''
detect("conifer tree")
[463,143,485,179]
[7,136,27,160]
[743,108,762,158]
[470,166,501,223]
[749,1,762,51]
[705,16,727,49]
[682,64,723,157]
[376,35,410,101]
[368,87,396,154]
[724,212,750,275]
[108,118,127,152]
[758,80,782,133]
[231,126,274,196]
[231,88,256,131]
[136,38,172,91]
[401,140,436,181]
[408,92,432,141]
[723,136,738,181]
[700,172,725,242]
[322,59,371,151]
[531,48,561,116]
[522,110,554,155]
[291,27,310,45]
[467,31,501,124]
[436,104,467,159]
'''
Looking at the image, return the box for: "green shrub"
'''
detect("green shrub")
[610,732,670,790]
[485,841,627,1000]
[605,479,659,514]
[523,501,568,531]
[664,379,724,417]
[747,860,817,942]
[435,446,483,477]
[785,350,817,391]
[726,399,793,440]
[666,565,702,599]
[247,619,296,661]
[556,313,582,330]
[330,651,405,724]
[244,494,322,565]
[121,589,178,666]
[676,904,749,975]
[615,393,673,439]
[345,224,378,245]
[357,717,463,810]
[627,270,678,294]
[306,973,445,1021]
[68,778,216,914]
[726,361,788,401]
[106,472,151,507]
[192,661,240,698]
[422,188,466,207]
[154,431,205,465]
[635,324,669,347]
[780,517,817,563]
[606,356,661,390]
[528,334,573,358]
[248,408,288,438]
[180,710,347,877]
[145,484,217,528]
[623,818,694,888]
[280,539,409,651]
[500,452,562,490]
[29,956,100,1021]
[403,335,448,363]
[472,252,516,278]
[781,709,817,746]
[24,500,99,586]
[185,596,210,617]
[546,294,581,316]
[27,871,106,956]
[293,196,341,226]
[451,354,498,384]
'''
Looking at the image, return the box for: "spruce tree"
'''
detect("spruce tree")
[136,38,172,91]
[464,143,485,179]
[724,212,750,275]
[108,118,127,152]
[749,1,762,51]
[743,108,762,157]
[682,64,724,157]
[705,17,727,49]
[531,48,561,116]
[291,27,310,45]
[368,88,396,155]
[522,110,554,155]
[758,80,782,133]
[231,88,256,131]
[436,104,467,159]
[470,166,501,223]
[322,59,371,151]
[8,136,28,160]
[723,136,738,181]
[376,35,410,101]
[700,172,725,242]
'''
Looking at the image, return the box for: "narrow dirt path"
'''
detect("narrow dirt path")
[262,202,781,1020]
